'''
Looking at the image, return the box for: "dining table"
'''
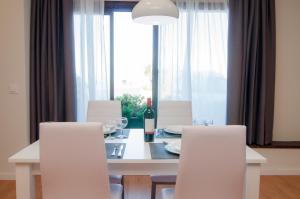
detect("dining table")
[8,128,266,199]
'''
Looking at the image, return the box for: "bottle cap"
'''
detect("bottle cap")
[147,98,152,107]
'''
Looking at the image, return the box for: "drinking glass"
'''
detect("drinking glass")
[115,117,128,139]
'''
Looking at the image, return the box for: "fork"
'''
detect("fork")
[111,145,118,156]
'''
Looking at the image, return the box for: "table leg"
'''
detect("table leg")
[15,163,35,199]
[245,164,261,199]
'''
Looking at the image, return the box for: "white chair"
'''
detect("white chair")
[40,122,123,199]
[157,100,192,129]
[160,126,246,199]
[86,100,124,194]
[151,100,192,199]
[87,100,121,123]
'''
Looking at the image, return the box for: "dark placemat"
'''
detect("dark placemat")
[155,129,182,139]
[104,129,130,139]
[149,143,179,159]
[105,143,126,159]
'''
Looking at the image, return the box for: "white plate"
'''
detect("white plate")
[103,127,116,135]
[164,125,184,134]
[164,141,181,154]
[165,145,180,154]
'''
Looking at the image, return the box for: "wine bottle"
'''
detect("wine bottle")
[144,98,155,142]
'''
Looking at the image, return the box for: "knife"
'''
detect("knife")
[117,144,124,158]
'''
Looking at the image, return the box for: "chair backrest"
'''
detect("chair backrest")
[86,100,121,122]
[40,122,110,199]
[174,126,246,199]
[157,100,192,129]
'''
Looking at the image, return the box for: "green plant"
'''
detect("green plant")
[116,94,147,120]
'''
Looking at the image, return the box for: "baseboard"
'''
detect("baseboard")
[261,168,300,175]
[0,172,15,180]
[251,141,300,148]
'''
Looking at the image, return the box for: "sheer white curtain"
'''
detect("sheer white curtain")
[158,0,228,124]
[73,0,109,121]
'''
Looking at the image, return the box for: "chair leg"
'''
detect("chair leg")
[151,182,157,199]
[121,176,125,199]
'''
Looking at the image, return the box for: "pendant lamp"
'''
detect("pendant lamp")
[132,0,179,25]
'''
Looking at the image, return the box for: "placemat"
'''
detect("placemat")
[104,129,130,139]
[105,143,126,159]
[149,143,179,159]
[155,129,182,139]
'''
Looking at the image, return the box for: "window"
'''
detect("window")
[109,12,153,99]
[74,2,228,124]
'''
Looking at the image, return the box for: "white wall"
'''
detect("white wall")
[0,0,30,179]
[273,0,300,141]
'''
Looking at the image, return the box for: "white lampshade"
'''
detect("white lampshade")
[132,0,179,25]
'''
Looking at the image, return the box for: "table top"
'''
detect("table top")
[8,129,266,164]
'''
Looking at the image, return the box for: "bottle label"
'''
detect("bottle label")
[145,119,155,135]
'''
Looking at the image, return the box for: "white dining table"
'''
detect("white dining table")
[9,129,266,199]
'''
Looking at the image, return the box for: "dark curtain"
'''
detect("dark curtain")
[227,0,276,145]
[30,0,76,143]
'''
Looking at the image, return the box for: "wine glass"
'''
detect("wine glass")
[103,120,116,140]
[116,117,128,139]
[202,119,214,126]
[193,119,214,126]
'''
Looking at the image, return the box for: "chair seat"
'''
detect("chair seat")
[160,188,175,199]
[151,175,176,184]
[109,175,123,184]
[110,184,123,199]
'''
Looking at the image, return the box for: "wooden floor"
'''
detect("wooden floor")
[0,176,299,199]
